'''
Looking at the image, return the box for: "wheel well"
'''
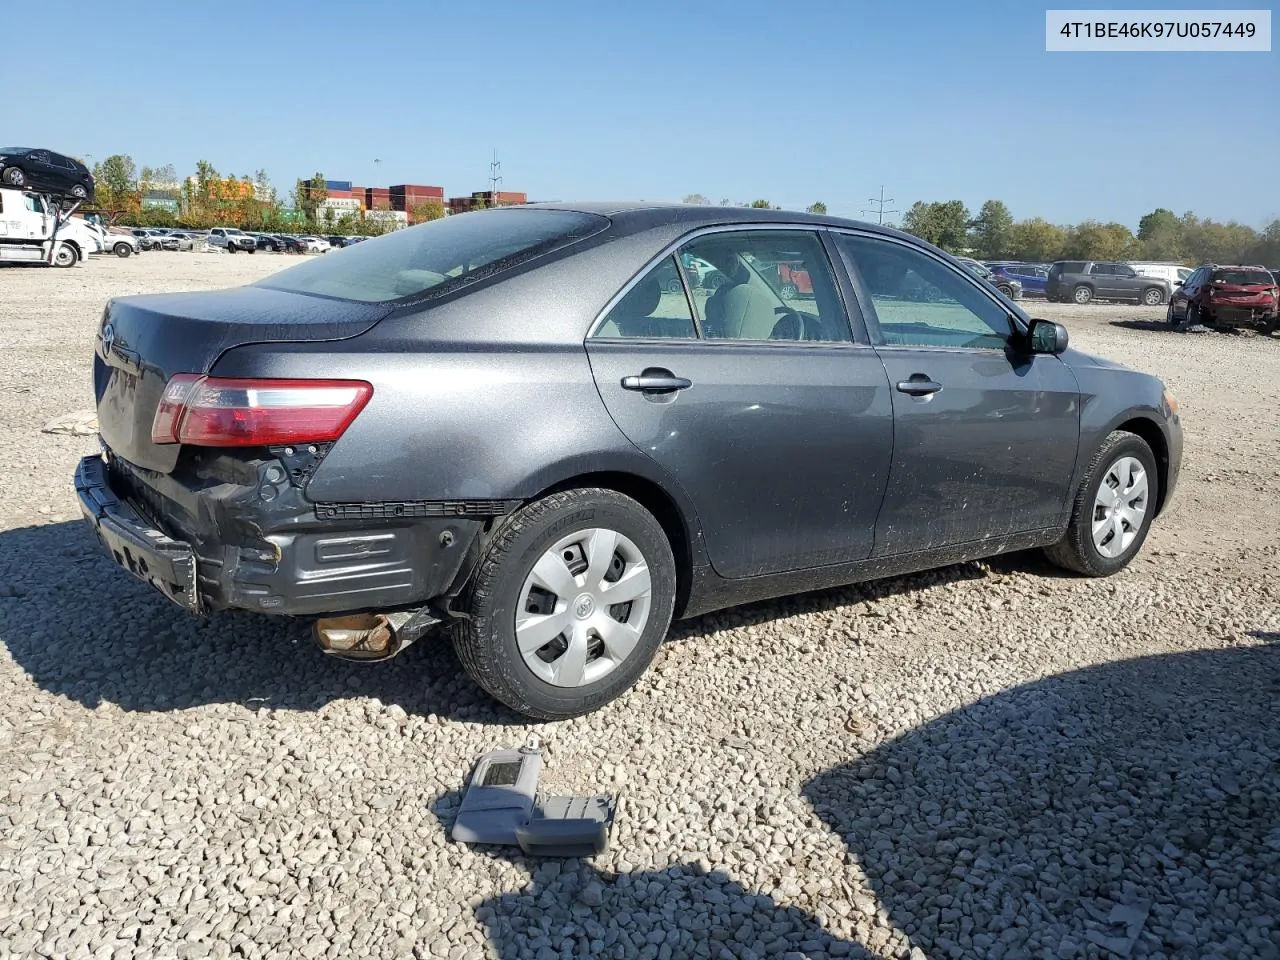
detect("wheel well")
[1116,417,1170,515]
[536,471,695,617]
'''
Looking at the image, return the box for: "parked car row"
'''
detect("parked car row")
[967,260,1200,306]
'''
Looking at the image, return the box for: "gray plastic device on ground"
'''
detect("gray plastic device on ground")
[451,741,615,857]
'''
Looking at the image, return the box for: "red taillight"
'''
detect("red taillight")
[150,376,372,447]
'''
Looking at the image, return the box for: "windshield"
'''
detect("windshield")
[1213,269,1273,285]
[258,208,608,303]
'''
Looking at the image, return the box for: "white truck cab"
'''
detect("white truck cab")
[0,187,97,266]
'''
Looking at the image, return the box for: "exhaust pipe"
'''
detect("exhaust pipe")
[313,608,441,662]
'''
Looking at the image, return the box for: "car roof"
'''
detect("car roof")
[518,200,917,241]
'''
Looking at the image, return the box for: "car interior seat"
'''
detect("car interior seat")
[702,256,781,340]
[597,274,663,338]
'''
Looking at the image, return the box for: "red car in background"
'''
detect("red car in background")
[775,260,813,300]
[1169,265,1279,333]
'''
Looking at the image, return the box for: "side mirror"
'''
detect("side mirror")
[1028,318,1069,355]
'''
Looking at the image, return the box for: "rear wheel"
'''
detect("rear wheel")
[1142,287,1165,306]
[779,282,798,301]
[665,277,683,294]
[1072,285,1093,305]
[71,185,88,199]
[226,244,236,254]
[452,488,677,720]
[113,242,132,258]
[1044,430,1158,577]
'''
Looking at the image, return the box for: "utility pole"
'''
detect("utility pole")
[489,149,502,204]
[861,185,899,225]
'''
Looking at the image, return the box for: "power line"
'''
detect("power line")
[489,149,502,199]
[861,185,899,225]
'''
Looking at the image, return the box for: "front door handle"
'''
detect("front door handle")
[621,370,692,393]
[896,375,942,397]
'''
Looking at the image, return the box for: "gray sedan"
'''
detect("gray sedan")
[77,204,1183,719]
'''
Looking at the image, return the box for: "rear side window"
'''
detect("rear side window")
[1212,269,1273,285]
[594,256,697,339]
[1089,263,1113,275]
[259,209,608,304]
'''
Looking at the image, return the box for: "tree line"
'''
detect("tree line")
[899,199,1279,267]
[84,155,399,235]
[680,192,1279,266]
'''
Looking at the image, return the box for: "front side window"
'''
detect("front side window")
[594,256,696,339]
[837,234,1013,350]
[679,230,851,342]
[259,208,608,304]
[1114,264,1136,278]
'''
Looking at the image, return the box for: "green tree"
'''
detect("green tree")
[1180,214,1259,265]
[1136,207,1183,260]
[410,200,445,223]
[682,193,710,205]
[1248,219,1280,267]
[806,201,828,215]
[293,172,327,225]
[749,199,774,209]
[1065,221,1139,260]
[901,200,971,252]
[1007,218,1068,261]
[968,200,1015,260]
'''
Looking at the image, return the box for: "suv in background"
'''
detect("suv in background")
[987,262,1048,298]
[207,227,257,253]
[1046,261,1170,305]
[1168,265,1279,332]
[955,256,1023,299]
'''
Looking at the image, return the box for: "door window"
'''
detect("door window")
[1089,263,1113,275]
[680,231,851,342]
[836,234,1013,350]
[1114,264,1137,278]
[594,255,697,339]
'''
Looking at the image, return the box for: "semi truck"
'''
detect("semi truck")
[0,187,98,266]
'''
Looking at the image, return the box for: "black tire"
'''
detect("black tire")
[452,488,677,720]
[2,166,25,187]
[1072,284,1093,305]
[1166,301,1178,327]
[247,246,256,254]
[1043,430,1159,577]
[52,245,77,268]
[113,242,132,258]
[71,185,88,199]
[704,272,726,292]
[1141,287,1165,306]
[997,284,1015,298]
[226,244,236,254]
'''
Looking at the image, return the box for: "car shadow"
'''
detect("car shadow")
[426,790,878,959]
[804,642,1280,958]
[1106,319,1243,335]
[1,519,1070,720]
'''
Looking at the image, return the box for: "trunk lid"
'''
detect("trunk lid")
[1210,281,1276,304]
[94,286,390,473]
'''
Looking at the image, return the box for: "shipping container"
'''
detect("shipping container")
[324,179,353,192]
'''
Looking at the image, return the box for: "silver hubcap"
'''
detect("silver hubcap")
[1092,456,1148,558]
[1145,291,1160,305]
[1075,288,1090,303]
[515,528,652,688]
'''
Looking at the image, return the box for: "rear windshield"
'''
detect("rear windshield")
[258,209,608,304]
[1212,269,1273,285]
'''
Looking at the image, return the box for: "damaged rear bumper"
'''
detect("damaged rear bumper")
[74,450,487,618]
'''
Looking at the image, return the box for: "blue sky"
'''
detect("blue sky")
[3,0,1276,227]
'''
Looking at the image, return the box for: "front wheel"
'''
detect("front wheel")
[2,166,26,187]
[247,247,256,254]
[1043,430,1158,577]
[452,488,677,720]
[779,282,798,301]
[113,242,132,258]
[997,284,1015,298]
[52,245,77,268]
[71,185,88,199]
[1072,285,1094,305]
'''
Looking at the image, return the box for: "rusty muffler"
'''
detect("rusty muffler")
[312,608,441,662]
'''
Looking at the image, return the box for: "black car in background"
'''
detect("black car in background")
[0,147,95,200]
[256,234,283,252]
[76,204,1183,719]
[1046,261,1171,305]
[326,235,350,248]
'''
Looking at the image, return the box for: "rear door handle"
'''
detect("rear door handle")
[896,376,942,396]
[621,371,692,393]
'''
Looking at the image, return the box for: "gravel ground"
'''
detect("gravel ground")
[1,255,1278,960]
